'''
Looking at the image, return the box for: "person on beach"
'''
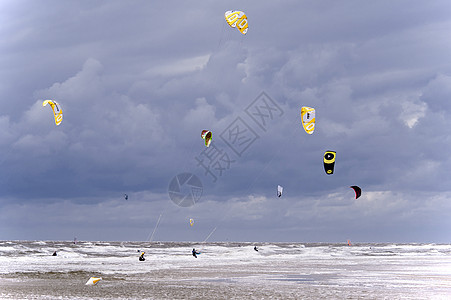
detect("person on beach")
[139,251,145,261]
[192,248,200,258]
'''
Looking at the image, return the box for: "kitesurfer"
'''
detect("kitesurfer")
[52,251,57,256]
[254,246,258,252]
[192,248,200,258]
[139,252,145,261]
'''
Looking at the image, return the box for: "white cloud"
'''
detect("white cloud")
[1,1,451,242]
[146,54,210,76]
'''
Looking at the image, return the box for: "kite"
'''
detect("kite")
[350,186,361,199]
[225,10,248,34]
[323,151,336,175]
[300,107,315,134]
[85,277,102,286]
[42,100,63,125]
[201,130,212,147]
[277,185,283,197]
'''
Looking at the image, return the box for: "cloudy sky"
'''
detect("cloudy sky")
[1,1,450,243]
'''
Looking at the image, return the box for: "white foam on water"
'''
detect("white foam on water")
[1,241,450,299]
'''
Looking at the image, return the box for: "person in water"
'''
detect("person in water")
[192,248,200,258]
[254,246,258,252]
[52,251,57,256]
[139,251,145,261]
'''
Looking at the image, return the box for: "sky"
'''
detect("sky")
[1,0,451,243]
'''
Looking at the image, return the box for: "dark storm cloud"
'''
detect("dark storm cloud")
[1,0,450,242]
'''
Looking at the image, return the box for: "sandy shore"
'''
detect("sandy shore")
[2,255,450,299]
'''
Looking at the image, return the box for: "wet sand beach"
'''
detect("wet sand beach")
[1,241,450,299]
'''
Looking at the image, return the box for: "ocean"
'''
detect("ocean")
[0,241,450,299]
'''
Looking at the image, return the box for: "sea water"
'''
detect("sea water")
[0,241,450,299]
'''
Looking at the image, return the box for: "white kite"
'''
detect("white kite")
[277,185,283,197]
[86,277,102,286]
